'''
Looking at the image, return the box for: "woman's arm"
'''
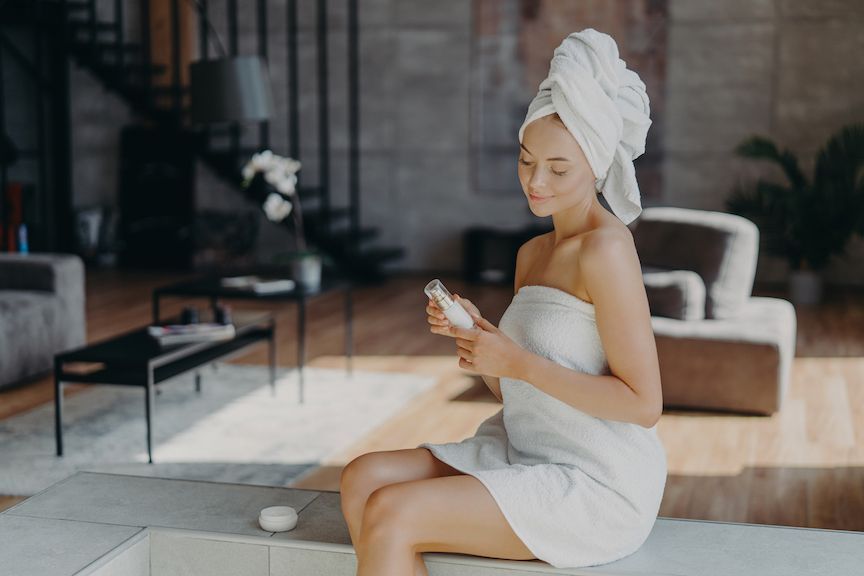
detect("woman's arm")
[510,229,663,428]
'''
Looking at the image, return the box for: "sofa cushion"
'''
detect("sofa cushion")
[633,207,759,320]
[642,265,706,320]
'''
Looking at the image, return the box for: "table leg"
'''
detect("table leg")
[298,298,305,404]
[54,359,64,457]
[345,285,353,377]
[195,371,201,393]
[269,319,277,396]
[145,372,155,464]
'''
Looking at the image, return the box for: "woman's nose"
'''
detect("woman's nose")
[528,169,548,190]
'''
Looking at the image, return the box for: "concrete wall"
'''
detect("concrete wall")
[663,0,864,285]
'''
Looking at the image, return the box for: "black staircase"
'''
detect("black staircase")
[0,0,404,283]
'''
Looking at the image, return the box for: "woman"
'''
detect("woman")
[340,28,667,574]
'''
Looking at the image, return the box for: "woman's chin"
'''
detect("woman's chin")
[528,202,553,216]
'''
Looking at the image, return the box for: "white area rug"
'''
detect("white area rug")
[0,364,435,496]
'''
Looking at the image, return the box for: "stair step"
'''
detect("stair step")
[85,61,168,79]
[63,1,92,12]
[83,41,142,53]
[68,20,116,32]
[150,86,192,95]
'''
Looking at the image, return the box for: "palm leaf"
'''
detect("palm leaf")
[735,136,808,190]
[813,124,864,239]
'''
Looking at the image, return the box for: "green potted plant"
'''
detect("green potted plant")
[241,150,328,291]
[726,124,864,305]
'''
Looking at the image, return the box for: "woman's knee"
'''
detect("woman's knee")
[340,453,376,496]
[340,451,400,503]
[358,484,414,546]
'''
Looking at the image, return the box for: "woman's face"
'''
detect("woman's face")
[517,115,596,217]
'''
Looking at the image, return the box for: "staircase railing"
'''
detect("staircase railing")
[14,0,405,280]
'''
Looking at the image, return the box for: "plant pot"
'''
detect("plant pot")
[291,253,322,291]
[789,269,822,306]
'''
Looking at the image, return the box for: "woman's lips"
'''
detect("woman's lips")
[529,193,551,202]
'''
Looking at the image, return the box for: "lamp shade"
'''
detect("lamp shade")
[189,56,273,125]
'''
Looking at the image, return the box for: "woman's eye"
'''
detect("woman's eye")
[552,169,567,176]
[518,158,532,166]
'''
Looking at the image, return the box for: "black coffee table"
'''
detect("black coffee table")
[54,311,276,464]
[151,270,353,405]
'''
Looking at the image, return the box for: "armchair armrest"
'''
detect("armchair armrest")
[642,265,706,321]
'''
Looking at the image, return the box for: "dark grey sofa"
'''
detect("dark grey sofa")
[0,254,86,390]
[633,207,797,415]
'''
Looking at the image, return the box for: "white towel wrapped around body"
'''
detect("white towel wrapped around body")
[518,28,652,225]
[418,285,667,568]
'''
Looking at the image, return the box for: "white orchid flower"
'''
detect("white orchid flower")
[252,150,274,171]
[241,162,255,181]
[263,192,293,222]
[276,178,296,196]
[264,168,283,185]
[243,151,301,198]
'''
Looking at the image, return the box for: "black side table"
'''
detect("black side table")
[152,270,353,404]
[55,311,276,464]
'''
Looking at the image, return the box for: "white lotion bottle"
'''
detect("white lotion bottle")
[424,279,476,329]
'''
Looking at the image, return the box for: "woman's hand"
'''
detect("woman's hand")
[427,294,481,337]
[449,312,525,379]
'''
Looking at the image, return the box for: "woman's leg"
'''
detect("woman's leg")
[340,447,463,575]
[356,474,536,575]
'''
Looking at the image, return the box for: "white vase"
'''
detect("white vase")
[789,269,822,306]
[292,253,322,291]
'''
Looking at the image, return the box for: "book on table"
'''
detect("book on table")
[219,275,296,294]
[147,323,236,346]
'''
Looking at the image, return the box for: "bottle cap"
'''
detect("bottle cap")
[424,279,454,309]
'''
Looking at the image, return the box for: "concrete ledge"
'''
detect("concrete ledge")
[2,472,862,575]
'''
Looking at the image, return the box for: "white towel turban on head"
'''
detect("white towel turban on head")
[518,28,651,225]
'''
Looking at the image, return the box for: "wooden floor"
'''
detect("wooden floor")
[1,269,863,532]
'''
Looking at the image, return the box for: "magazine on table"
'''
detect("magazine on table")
[147,323,236,346]
[219,275,296,294]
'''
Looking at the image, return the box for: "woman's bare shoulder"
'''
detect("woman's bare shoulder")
[577,224,638,279]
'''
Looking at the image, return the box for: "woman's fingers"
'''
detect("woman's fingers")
[427,301,447,319]
[427,299,452,336]
[426,304,447,320]
[427,314,450,329]
[455,338,474,352]
[428,301,453,336]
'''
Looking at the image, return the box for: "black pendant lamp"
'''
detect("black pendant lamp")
[190,55,273,126]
